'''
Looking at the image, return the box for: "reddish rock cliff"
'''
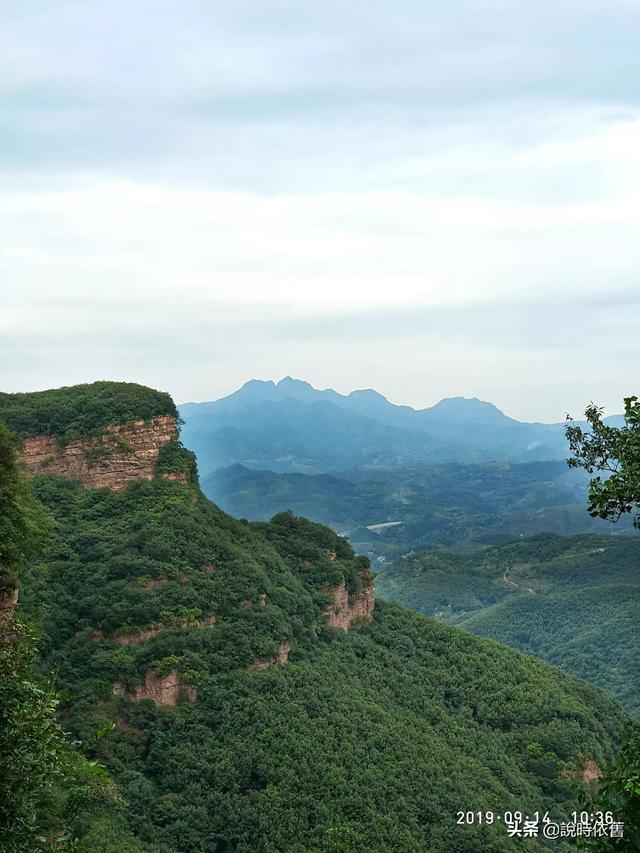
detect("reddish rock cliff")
[563,758,602,785]
[110,614,217,646]
[323,573,374,632]
[249,641,292,671]
[17,415,177,491]
[0,588,19,614]
[113,668,197,706]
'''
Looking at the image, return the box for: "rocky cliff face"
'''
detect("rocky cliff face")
[112,614,217,646]
[0,588,19,615]
[113,668,197,706]
[249,641,292,671]
[563,758,602,785]
[323,573,374,632]
[17,415,177,491]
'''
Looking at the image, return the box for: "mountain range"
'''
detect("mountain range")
[178,378,630,558]
[179,377,623,477]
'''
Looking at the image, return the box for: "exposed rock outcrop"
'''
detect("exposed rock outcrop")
[113,668,197,706]
[562,758,602,785]
[111,614,217,645]
[17,415,177,491]
[249,641,292,671]
[582,759,602,783]
[113,623,164,645]
[0,588,19,614]
[323,573,374,632]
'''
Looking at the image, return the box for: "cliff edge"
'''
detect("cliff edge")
[17,415,178,491]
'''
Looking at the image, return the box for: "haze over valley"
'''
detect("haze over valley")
[175,374,640,721]
[180,376,632,559]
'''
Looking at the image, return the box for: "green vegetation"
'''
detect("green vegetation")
[204,460,628,561]
[376,533,640,715]
[567,396,640,528]
[4,383,634,851]
[257,510,373,593]
[573,723,640,852]
[155,440,198,484]
[91,604,625,853]
[0,612,149,852]
[21,476,354,699]
[0,422,146,852]
[565,396,640,849]
[0,423,45,597]
[0,382,177,441]
[17,474,628,851]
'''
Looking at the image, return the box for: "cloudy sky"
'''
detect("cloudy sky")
[2,0,639,421]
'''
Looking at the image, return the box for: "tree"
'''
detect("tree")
[0,422,66,849]
[566,396,640,850]
[0,423,144,852]
[566,396,640,527]
[0,423,46,603]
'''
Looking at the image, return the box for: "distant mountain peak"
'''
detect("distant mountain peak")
[240,378,276,391]
[348,388,390,403]
[426,397,512,424]
[277,376,314,390]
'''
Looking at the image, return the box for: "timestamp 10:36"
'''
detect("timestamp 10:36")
[456,811,616,826]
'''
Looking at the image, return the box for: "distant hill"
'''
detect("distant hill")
[203,460,631,560]
[180,376,621,476]
[375,533,640,715]
[180,395,475,477]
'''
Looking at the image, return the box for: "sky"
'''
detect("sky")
[2,0,639,422]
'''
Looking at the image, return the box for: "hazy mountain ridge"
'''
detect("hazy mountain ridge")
[180,376,617,476]
[181,396,477,476]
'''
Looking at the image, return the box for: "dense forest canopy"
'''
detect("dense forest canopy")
[0,423,147,851]
[375,533,640,715]
[19,476,628,850]
[0,382,178,440]
[0,423,43,596]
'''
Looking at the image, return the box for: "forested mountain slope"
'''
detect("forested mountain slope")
[4,382,630,851]
[376,533,640,716]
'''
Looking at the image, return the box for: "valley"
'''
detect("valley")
[179,378,640,724]
[375,533,640,716]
